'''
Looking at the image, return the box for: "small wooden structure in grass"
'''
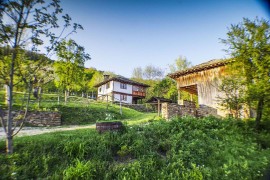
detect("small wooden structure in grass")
[96,121,123,133]
[146,97,172,116]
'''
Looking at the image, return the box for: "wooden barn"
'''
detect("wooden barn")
[168,59,231,117]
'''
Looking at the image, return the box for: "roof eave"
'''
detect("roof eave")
[168,60,232,79]
[94,78,150,88]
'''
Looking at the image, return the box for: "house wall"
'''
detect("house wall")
[113,81,133,94]
[176,66,228,117]
[113,93,133,104]
[97,81,134,104]
[97,81,113,97]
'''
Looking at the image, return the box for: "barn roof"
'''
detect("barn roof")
[168,59,232,79]
[94,76,150,88]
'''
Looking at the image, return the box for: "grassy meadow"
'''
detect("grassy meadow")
[0,90,154,125]
[0,90,270,179]
[0,116,270,179]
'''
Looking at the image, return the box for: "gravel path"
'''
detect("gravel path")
[0,124,96,140]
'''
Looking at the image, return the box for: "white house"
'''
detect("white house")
[94,75,150,104]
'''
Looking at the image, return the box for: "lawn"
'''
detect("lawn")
[0,90,155,125]
[0,116,270,179]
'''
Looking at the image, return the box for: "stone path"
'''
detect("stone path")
[0,124,95,140]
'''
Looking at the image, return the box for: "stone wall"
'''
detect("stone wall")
[1,111,61,127]
[162,101,197,119]
[162,101,219,120]
[196,105,218,118]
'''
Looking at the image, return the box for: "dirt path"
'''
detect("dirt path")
[0,124,96,140]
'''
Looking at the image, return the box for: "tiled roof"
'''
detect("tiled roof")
[168,59,232,79]
[94,76,150,88]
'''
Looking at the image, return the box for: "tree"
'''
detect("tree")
[222,18,270,128]
[54,39,90,103]
[217,74,245,118]
[169,56,192,73]
[79,68,96,98]
[88,70,103,89]
[153,77,178,102]
[0,0,82,154]
[168,56,195,103]
[143,65,164,80]
[131,67,143,80]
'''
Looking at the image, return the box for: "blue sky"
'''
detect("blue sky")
[61,0,269,77]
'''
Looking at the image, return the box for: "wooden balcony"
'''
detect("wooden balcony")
[132,91,146,97]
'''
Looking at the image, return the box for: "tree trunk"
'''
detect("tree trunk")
[6,50,16,154]
[255,97,264,130]
[65,90,69,105]
[6,134,13,154]
[38,87,42,109]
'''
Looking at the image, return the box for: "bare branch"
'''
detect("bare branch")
[12,85,31,137]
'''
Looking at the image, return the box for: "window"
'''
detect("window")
[106,82,110,89]
[99,87,101,92]
[133,86,139,91]
[120,83,127,89]
[120,94,127,101]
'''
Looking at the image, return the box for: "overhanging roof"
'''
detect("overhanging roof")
[180,85,198,95]
[168,59,232,79]
[94,76,150,88]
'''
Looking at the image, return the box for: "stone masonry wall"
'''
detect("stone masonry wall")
[196,105,219,118]
[2,111,61,127]
[162,101,197,119]
[162,101,219,120]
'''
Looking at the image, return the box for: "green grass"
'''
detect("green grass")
[0,116,270,179]
[124,113,158,125]
[0,90,153,125]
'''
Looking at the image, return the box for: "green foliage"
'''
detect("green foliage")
[169,55,192,73]
[222,17,270,125]
[1,0,84,153]
[54,39,90,94]
[217,73,246,118]
[153,77,177,101]
[0,117,269,179]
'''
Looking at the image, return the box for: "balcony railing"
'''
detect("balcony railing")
[132,91,146,97]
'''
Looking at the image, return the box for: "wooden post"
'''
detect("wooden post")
[106,95,108,111]
[158,99,160,116]
[178,89,181,104]
[120,99,122,115]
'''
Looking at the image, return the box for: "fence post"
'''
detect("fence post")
[158,99,160,116]
[120,99,122,115]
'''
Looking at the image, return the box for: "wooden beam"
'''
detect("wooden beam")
[158,99,160,116]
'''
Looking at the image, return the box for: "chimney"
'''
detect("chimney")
[104,74,110,80]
